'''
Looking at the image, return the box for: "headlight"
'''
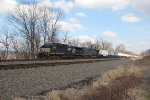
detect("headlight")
[41,48,51,52]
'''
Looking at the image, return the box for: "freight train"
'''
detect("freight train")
[37,43,135,59]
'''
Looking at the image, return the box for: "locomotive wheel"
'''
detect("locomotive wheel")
[52,56,56,60]
[48,56,53,60]
[55,56,60,60]
[51,56,60,60]
[40,56,47,60]
[79,56,82,59]
[56,56,61,60]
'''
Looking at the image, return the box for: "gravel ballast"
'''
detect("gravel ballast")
[0,59,133,99]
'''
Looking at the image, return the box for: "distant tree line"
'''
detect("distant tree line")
[0,3,135,60]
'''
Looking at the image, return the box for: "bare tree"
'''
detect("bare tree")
[80,41,95,48]
[68,38,80,47]
[8,3,64,59]
[61,31,70,44]
[115,44,125,52]
[94,40,101,50]
[0,51,7,60]
[11,38,35,59]
[9,4,63,59]
[39,5,64,43]
[115,44,136,55]
[0,28,14,60]
[98,39,113,50]
[39,5,52,44]
[49,9,64,43]
[8,4,41,59]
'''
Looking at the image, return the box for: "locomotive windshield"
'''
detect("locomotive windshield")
[40,43,53,48]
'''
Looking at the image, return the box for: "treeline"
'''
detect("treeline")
[0,3,134,60]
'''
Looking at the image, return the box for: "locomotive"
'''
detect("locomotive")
[37,43,100,59]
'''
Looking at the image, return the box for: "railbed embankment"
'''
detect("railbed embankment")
[0,59,132,99]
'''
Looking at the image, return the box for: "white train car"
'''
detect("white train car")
[118,53,139,58]
[118,53,130,57]
[108,51,118,57]
[99,50,108,57]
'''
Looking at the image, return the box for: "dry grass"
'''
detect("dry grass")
[43,65,144,100]
[135,56,150,67]
[100,65,144,82]
[127,84,150,100]
[14,65,146,100]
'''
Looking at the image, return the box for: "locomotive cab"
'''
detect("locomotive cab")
[38,43,54,59]
[40,43,53,53]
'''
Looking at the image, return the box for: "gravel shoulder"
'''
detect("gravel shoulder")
[0,59,133,99]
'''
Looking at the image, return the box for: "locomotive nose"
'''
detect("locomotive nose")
[40,44,53,53]
[40,48,51,52]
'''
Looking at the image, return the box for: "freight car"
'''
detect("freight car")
[108,51,118,58]
[37,43,99,59]
[99,50,119,58]
[99,50,108,57]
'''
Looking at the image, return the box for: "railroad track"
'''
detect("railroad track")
[0,58,122,70]
[0,59,39,62]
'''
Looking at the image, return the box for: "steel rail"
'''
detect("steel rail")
[0,58,122,70]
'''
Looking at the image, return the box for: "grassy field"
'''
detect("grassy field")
[14,57,150,100]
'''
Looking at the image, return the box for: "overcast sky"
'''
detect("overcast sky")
[0,0,150,54]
